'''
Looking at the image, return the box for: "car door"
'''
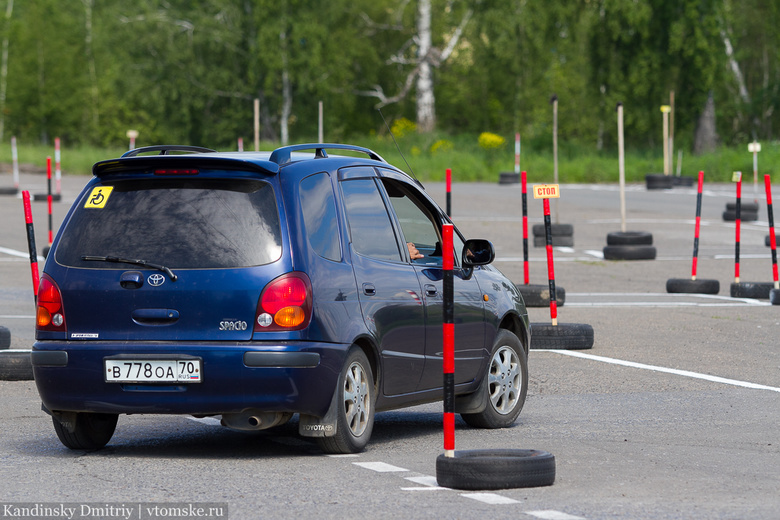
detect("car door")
[339,168,426,396]
[377,172,487,391]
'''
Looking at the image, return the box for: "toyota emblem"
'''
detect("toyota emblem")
[148,274,166,286]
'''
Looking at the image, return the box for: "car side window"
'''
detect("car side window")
[380,178,443,266]
[300,172,341,261]
[340,178,402,262]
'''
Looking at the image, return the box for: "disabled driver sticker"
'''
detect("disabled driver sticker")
[84,186,113,209]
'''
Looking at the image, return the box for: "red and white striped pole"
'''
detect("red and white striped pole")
[764,174,779,289]
[54,137,62,195]
[514,133,521,174]
[238,137,244,152]
[22,191,40,300]
[734,172,743,283]
[46,157,53,247]
[690,171,704,280]
[521,171,529,285]
[442,223,455,458]
[11,136,19,191]
[446,168,452,217]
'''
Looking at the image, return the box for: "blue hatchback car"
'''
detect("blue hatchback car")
[32,144,530,453]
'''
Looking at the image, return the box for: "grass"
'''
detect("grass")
[1,135,778,185]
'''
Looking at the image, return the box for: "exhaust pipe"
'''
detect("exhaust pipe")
[220,410,292,431]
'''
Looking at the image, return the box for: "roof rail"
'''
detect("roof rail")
[122,145,217,158]
[269,143,386,166]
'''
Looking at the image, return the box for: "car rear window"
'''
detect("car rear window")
[56,178,282,269]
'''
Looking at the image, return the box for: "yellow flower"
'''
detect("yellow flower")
[478,132,506,151]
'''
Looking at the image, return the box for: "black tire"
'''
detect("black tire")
[436,449,555,490]
[532,224,573,237]
[722,209,758,222]
[530,323,594,350]
[730,282,774,299]
[461,330,528,429]
[606,231,653,246]
[726,202,759,212]
[0,350,33,380]
[0,186,19,195]
[52,412,118,450]
[770,289,780,305]
[533,235,574,248]
[666,278,720,295]
[498,172,519,185]
[672,176,695,187]
[518,284,565,307]
[603,244,656,260]
[316,348,375,454]
[0,326,10,349]
[645,174,673,190]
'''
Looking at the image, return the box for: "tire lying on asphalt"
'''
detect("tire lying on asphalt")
[730,282,774,299]
[672,176,695,187]
[0,326,10,349]
[645,174,673,190]
[498,172,519,185]
[517,284,565,308]
[603,244,657,260]
[722,209,758,222]
[606,231,653,246]
[0,350,34,381]
[532,224,574,248]
[726,202,759,212]
[436,449,555,490]
[770,289,780,305]
[666,278,720,295]
[530,323,594,350]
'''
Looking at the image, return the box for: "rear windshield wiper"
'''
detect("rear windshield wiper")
[81,255,178,282]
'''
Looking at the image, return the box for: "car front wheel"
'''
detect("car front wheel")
[461,329,528,429]
[316,347,375,454]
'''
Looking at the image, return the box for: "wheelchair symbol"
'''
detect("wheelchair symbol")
[84,186,113,208]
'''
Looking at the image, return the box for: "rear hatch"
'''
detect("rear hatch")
[51,174,285,341]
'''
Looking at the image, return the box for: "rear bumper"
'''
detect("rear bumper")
[32,340,348,417]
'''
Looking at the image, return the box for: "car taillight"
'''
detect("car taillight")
[37,274,66,332]
[255,273,312,332]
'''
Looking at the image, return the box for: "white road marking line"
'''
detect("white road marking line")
[461,493,520,505]
[404,476,439,487]
[326,454,360,458]
[353,461,409,472]
[0,246,44,262]
[540,350,780,393]
[526,510,587,520]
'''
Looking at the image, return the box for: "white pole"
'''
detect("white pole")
[514,132,520,174]
[11,135,18,189]
[552,95,559,223]
[618,103,626,233]
[54,137,61,195]
[254,98,260,152]
[318,101,324,143]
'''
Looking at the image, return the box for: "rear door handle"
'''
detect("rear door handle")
[362,283,376,296]
[424,284,438,297]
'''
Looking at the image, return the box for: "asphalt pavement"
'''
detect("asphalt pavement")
[0,169,778,520]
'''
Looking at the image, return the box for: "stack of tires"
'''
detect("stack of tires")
[0,326,33,381]
[723,202,759,222]
[498,172,519,185]
[645,174,673,190]
[533,224,573,247]
[603,231,656,260]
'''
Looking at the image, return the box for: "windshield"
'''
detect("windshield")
[56,177,282,269]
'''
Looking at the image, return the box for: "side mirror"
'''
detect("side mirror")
[462,239,495,267]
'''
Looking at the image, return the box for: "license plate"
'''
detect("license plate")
[105,359,202,383]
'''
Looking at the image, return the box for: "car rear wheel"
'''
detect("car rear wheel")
[316,348,375,454]
[52,412,118,450]
[461,330,527,429]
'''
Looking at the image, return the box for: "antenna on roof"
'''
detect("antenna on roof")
[378,108,419,184]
